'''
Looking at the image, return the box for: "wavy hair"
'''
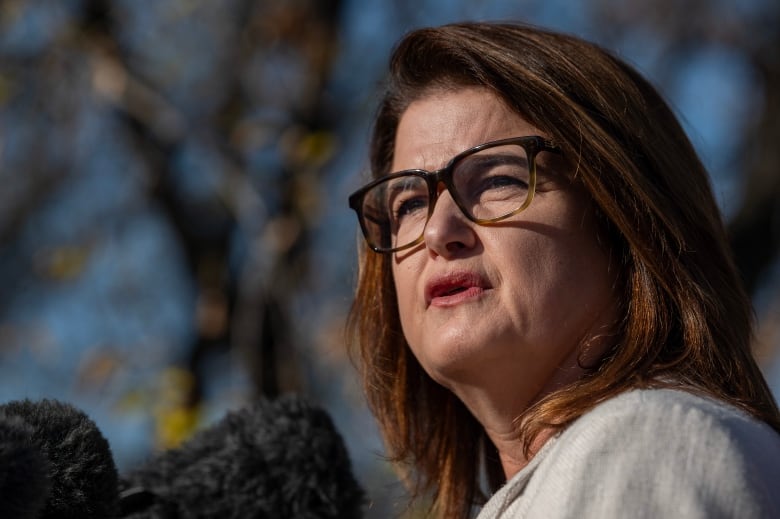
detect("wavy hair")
[347,22,780,519]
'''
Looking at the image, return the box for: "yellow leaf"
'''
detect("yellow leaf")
[35,245,91,281]
[155,403,202,450]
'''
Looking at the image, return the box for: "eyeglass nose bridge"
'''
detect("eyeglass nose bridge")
[421,162,475,225]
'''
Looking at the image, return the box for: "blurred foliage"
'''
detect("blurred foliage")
[0,0,779,517]
[0,0,347,469]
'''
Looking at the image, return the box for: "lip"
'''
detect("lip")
[425,271,491,308]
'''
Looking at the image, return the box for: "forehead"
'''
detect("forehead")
[392,87,539,172]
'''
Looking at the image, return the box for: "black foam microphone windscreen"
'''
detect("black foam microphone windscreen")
[121,394,365,518]
[0,399,120,519]
[0,410,51,519]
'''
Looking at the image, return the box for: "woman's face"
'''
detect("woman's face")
[391,87,618,412]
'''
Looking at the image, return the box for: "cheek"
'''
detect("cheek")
[391,261,419,330]
[545,238,615,333]
[503,223,614,330]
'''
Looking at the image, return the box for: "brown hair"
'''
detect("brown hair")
[347,22,780,518]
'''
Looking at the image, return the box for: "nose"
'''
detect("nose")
[423,184,477,257]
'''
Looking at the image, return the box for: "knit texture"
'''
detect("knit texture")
[478,388,780,518]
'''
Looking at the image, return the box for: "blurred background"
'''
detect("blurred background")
[1,0,778,516]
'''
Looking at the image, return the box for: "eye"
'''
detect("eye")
[478,172,528,191]
[384,176,429,228]
[456,154,531,198]
[392,194,428,221]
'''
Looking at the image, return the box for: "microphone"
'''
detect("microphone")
[0,399,120,519]
[120,394,365,518]
[0,410,51,519]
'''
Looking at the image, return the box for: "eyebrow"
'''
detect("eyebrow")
[454,152,531,172]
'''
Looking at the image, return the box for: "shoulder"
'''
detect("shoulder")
[518,388,780,518]
[576,387,780,450]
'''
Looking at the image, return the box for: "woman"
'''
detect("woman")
[347,22,780,518]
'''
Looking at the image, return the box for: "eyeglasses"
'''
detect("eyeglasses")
[348,136,561,253]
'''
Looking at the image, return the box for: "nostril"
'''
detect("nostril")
[446,241,468,252]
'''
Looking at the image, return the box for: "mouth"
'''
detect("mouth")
[436,286,469,297]
[425,271,489,307]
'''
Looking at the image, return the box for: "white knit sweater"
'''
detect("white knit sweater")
[477,388,780,518]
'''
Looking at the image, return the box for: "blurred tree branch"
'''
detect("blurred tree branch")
[1,0,345,432]
[77,0,346,411]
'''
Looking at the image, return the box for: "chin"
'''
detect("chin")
[417,341,494,387]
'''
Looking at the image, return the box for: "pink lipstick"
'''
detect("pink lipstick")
[425,271,489,307]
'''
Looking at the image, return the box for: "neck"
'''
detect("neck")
[450,323,617,480]
[448,381,555,479]
[447,347,589,480]
[489,425,556,479]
